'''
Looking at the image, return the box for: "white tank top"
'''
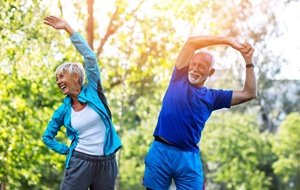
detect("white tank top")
[71,104,106,156]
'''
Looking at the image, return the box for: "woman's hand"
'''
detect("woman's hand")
[43,15,75,35]
[44,16,68,30]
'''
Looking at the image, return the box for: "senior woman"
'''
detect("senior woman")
[42,15,121,190]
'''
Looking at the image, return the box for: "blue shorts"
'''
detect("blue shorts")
[143,141,204,190]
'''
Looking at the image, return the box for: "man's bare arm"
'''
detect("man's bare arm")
[231,42,257,106]
[175,36,243,69]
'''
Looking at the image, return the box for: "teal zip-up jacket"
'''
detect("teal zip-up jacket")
[42,32,122,168]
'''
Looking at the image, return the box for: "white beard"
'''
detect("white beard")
[188,71,204,85]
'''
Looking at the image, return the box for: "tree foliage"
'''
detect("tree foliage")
[201,112,275,190]
[0,0,299,189]
[0,0,87,189]
[272,112,300,189]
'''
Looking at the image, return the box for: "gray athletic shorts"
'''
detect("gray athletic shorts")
[60,150,117,190]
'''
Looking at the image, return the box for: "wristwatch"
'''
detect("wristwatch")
[246,63,254,68]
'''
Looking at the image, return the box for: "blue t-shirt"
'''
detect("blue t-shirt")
[153,66,232,153]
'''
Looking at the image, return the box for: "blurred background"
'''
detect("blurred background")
[0,0,299,189]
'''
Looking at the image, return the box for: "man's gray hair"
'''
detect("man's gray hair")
[55,62,85,85]
[194,49,215,68]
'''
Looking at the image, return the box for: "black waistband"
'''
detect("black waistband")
[154,136,174,146]
[72,150,115,162]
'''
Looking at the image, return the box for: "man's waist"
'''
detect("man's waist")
[154,136,200,154]
[154,136,174,146]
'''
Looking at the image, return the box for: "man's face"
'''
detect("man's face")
[188,52,214,87]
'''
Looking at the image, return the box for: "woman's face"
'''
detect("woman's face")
[56,70,78,95]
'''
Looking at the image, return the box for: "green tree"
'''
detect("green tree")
[201,112,275,190]
[0,0,85,189]
[0,0,299,189]
[272,112,300,190]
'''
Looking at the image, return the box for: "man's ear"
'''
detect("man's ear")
[208,68,215,77]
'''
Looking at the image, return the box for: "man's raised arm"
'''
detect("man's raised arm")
[231,42,257,106]
[175,36,243,69]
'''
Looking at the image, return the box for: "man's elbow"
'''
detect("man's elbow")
[247,91,257,101]
[249,95,257,101]
[185,36,199,48]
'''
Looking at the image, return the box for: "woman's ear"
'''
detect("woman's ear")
[73,73,80,83]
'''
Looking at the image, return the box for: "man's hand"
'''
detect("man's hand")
[240,42,254,64]
[227,37,243,51]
